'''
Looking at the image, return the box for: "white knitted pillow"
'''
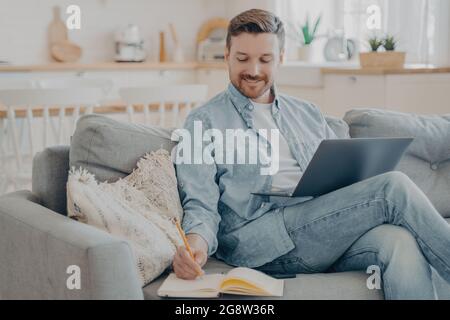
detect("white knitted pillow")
[67,149,183,286]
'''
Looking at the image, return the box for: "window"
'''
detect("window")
[276,0,449,65]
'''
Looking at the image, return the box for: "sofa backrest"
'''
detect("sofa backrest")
[36,109,449,219]
[30,113,356,216]
[69,114,349,182]
[344,108,450,218]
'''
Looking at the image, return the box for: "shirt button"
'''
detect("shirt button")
[430,163,439,170]
[248,104,254,111]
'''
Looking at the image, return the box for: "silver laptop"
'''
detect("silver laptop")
[251,137,414,198]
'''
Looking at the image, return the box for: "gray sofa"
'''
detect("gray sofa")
[0,108,449,299]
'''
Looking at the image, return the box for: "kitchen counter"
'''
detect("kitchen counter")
[0,60,357,72]
[1,61,448,75]
[321,64,450,75]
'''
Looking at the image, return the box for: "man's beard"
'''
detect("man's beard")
[232,74,273,100]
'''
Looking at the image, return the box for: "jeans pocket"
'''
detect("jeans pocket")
[290,257,322,273]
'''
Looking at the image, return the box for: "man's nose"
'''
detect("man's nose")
[248,63,260,76]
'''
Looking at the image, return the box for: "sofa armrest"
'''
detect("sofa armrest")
[32,145,70,215]
[0,191,143,299]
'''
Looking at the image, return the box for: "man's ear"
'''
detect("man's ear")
[279,49,285,64]
[224,47,230,62]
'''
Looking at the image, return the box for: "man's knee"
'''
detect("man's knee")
[376,225,423,265]
[380,171,420,201]
[382,171,413,188]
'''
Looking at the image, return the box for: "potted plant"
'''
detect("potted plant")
[360,34,406,69]
[290,15,321,61]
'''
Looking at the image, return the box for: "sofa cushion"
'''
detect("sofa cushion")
[325,116,350,139]
[344,108,450,218]
[143,257,383,300]
[67,151,183,286]
[70,114,176,182]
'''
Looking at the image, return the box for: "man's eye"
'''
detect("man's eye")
[261,59,272,63]
[237,57,247,62]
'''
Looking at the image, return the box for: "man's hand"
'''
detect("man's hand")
[173,233,208,280]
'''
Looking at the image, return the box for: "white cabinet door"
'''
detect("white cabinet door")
[385,74,450,114]
[323,74,386,117]
[277,85,326,110]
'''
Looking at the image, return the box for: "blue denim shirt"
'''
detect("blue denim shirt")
[175,83,337,268]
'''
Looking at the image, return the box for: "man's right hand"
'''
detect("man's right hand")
[172,233,208,280]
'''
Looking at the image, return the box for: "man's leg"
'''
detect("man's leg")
[257,171,450,284]
[328,224,436,299]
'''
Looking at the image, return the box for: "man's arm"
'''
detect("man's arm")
[309,102,339,139]
[324,121,339,139]
[174,111,222,257]
[172,111,221,279]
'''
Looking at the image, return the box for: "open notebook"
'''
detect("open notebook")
[157,267,284,298]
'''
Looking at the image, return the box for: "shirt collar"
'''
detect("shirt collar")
[227,82,280,115]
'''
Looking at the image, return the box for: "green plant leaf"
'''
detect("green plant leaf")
[383,35,397,51]
[368,35,383,52]
[302,14,321,45]
[302,26,310,44]
[312,15,322,38]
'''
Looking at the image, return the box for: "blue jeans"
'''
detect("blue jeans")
[256,171,450,299]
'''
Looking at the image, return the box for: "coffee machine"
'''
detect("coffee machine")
[115,24,146,62]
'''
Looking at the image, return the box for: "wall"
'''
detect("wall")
[0,0,345,65]
[0,0,227,64]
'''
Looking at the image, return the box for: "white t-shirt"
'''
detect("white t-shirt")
[251,100,302,192]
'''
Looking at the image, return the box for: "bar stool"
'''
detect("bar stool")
[0,87,104,193]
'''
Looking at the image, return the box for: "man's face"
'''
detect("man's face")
[225,33,284,101]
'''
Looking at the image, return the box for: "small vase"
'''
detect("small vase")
[173,45,185,63]
[297,45,312,61]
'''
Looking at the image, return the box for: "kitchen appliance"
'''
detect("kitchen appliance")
[323,30,357,62]
[115,24,146,62]
[197,38,226,62]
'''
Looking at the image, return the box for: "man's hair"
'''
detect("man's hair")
[226,8,285,52]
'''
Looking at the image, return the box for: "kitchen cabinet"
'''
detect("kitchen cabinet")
[323,74,386,117]
[385,74,450,114]
[278,73,450,118]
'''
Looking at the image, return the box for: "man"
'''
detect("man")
[172,9,450,299]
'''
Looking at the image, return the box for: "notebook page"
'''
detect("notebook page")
[157,273,225,297]
[223,267,284,296]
